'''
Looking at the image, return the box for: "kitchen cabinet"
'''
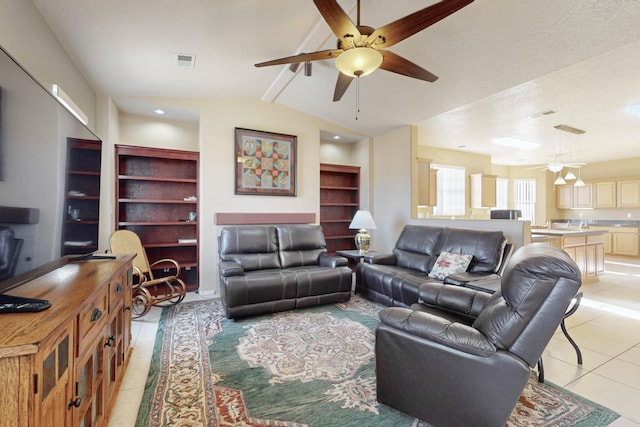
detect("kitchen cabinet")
[470,173,497,208]
[612,227,639,256]
[572,183,594,208]
[617,179,640,208]
[587,226,638,256]
[595,181,617,208]
[417,158,437,206]
[531,230,605,282]
[556,185,573,209]
[0,255,134,427]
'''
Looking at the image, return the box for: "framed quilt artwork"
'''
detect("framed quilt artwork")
[234,127,297,196]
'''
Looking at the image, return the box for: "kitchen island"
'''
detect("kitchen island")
[531,229,607,282]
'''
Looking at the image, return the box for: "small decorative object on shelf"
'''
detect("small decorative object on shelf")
[349,209,377,254]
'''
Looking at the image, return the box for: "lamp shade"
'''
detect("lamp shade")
[554,174,566,185]
[349,210,377,230]
[335,48,383,78]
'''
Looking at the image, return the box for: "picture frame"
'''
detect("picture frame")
[234,127,297,196]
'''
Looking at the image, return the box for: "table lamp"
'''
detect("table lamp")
[349,210,377,254]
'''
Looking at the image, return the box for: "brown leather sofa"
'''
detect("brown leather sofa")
[375,243,582,427]
[218,224,352,319]
[355,225,512,307]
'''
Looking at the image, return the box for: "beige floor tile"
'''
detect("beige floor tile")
[592,359,640,391]
[565,373,640,424]
[618,345,640,366]
[609,416,640,426]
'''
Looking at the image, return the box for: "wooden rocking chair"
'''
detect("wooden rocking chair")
[109,229,186,318]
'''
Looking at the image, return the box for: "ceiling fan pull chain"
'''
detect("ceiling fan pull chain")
[355,77,360,120]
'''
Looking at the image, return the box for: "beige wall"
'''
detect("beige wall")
[0,0,97,130]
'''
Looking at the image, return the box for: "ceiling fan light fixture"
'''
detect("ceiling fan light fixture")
[335,47,383,78]
[564,169,577,180]
[574,177,585,187]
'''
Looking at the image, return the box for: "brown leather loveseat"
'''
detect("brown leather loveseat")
[218,224,352,319]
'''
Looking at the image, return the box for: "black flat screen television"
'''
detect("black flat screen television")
[0,44,102,293]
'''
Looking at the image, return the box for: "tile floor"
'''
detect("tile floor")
[109,256,640,426]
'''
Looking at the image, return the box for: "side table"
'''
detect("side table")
[336,250,377,271]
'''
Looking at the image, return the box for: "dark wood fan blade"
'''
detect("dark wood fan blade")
[379,50,438,82]
[366,0,474,49]
[313,0,360,40]
[333,72,354,102]
[255,49,343,67]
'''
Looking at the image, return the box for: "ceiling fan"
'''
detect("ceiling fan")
[527,161,586,173]
[255,0,475,102]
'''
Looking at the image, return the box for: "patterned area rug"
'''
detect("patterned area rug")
[135,296,619,426]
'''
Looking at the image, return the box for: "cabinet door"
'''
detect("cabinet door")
[573,184,593,208]
[596,244,605,274]
[71,338,106,427]
[613,233,640,256]
[617,180,640,207]
[37,322,74,427]
[585,244,597,277]
[595,181,617,208]
[470,174,497,208]
[556,185,573,209]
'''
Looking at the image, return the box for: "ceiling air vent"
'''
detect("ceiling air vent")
[175,53,195,68]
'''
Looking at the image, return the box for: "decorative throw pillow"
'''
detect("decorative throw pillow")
[428,251,473,280]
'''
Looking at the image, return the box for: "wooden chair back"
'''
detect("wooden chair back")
[109,230,152,278]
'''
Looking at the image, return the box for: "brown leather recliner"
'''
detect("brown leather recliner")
[0,226,23,282]
[375,243,582,427]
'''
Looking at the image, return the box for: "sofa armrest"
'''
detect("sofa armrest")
[379,307,496,356]
[318,253,348,268]
[219,260,245,277]
[364,253,396,265]
[418,281,492,319]
[443,272,501,294]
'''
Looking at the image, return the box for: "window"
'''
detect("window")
[496,177,509,209]
[513,178,536,223]
[432,164,466,216]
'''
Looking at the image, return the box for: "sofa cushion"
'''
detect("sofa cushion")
[428,251,473,280]
[393,225,443,273]
[219,225,281,271]
[277,224,327,268]
[434,227,506,273]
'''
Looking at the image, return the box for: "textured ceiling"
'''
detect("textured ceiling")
[33,0,640,166]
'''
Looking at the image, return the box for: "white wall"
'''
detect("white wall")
[371,126,413,252]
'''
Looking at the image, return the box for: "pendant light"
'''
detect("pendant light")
[564,169,577,180]
[554,173,566,185]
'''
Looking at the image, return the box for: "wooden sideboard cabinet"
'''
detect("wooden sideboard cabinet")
[0,254,134,427]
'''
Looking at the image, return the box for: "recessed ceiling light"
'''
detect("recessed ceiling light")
[333,135,341,140]
[627,102,640,117]
[154,109,166,115]
[492,136,540,150]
